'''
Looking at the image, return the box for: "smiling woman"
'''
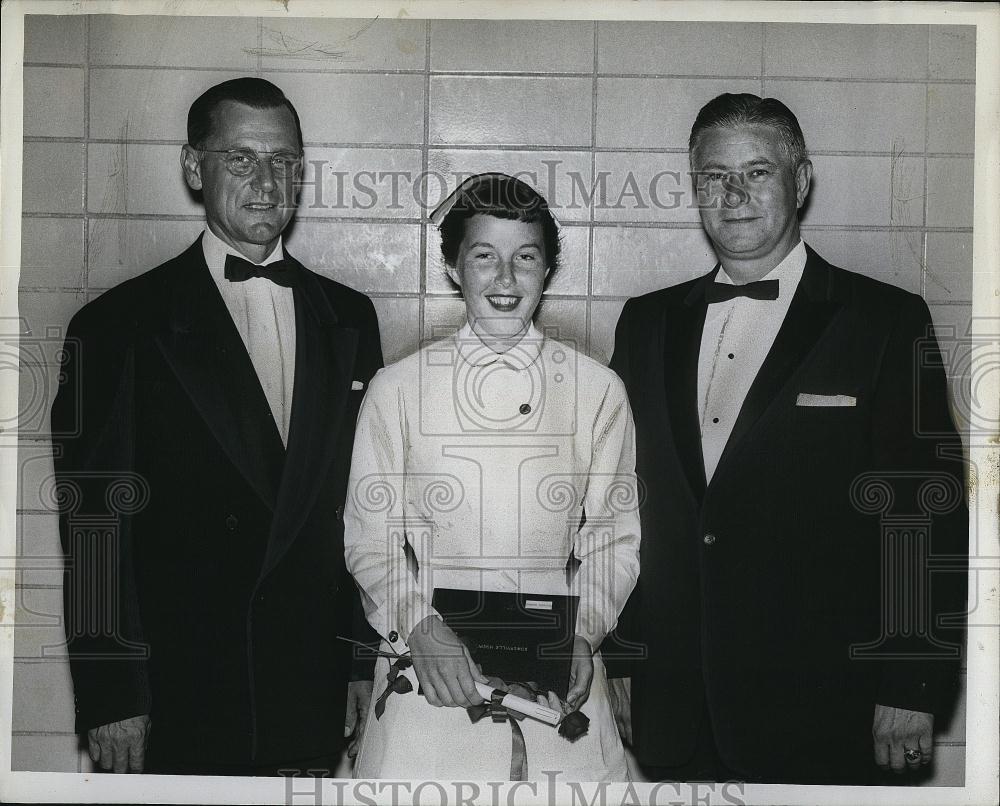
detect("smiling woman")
[438,175,561,349]
[342,174,641,782]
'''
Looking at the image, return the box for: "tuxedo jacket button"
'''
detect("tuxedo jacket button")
[703,533,716,545]
[226,514,239,531]
[336,504,345,521]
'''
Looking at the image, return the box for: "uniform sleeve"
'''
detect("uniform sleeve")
[345,295,386,678]
[599,300,644,675]
[573,373,642,652]
[343,370,439,648]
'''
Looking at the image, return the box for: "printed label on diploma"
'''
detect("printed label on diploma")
[432,588,580,700]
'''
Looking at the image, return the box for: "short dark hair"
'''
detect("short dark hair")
[689,93,807,167]
[438,174,561,286]
[187,77,303,150]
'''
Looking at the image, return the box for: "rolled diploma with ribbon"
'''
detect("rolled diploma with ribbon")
[474,682,561,725]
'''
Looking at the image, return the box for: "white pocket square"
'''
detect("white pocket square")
[796,393,856,407]
[351,380,365,391]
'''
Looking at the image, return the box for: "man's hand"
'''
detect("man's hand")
[407,615,488,708]
[565,635,595,713]
[607,676,632,745]
[873,704,934,773]
[87,714,150,773]
[344,680,373,759]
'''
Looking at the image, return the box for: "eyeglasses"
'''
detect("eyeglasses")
[197,148,303,178]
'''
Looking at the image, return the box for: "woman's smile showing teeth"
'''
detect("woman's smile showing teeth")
[486,294,521,311]
[445,213,551,351]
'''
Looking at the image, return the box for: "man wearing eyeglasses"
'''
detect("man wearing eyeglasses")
[51,78,383,776]
[603,93,968,784]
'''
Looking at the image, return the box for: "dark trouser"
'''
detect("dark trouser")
[638,699,743,784]
[637,699,916,786]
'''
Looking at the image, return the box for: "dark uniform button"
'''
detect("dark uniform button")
[387,630,399,643]
[225,514,239,531]
[336,504,345,521]
[703,533,717,546]
[519,403,531,415]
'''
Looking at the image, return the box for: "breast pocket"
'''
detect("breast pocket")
[776,386,868,462]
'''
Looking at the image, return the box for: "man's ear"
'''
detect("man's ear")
[180,145,203,191]
[445,262,463,289]
[794,159,813,209]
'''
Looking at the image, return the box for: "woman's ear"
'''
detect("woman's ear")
[445,262,462,289]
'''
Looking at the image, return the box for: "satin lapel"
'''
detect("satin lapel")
[712,248,846,479]
[259,263,358,579]
[662,270,717,503]
[153,240,284,510]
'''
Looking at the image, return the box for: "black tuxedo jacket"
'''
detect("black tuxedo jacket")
[51,236,384,768]
[605,246,967,782]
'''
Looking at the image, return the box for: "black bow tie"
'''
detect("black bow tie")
[704,278,779,303]
[224,253,300,287]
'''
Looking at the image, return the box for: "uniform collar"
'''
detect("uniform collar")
[455,320,545,370]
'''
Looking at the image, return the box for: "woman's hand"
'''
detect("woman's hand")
[535,689,563,713]
[532,636,595,721]
[607,676,632,745]
[407,615,488,708]
[565,635,595,712]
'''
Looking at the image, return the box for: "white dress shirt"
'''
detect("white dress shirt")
[203,228,297,446]
[697,240,807,483]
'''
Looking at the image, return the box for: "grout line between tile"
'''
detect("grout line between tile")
[760,22,766,95]
[22,62,86,69]
[19,212,976,235]
[586,20,598,358]
[256,18,263,76]
[922,25,932,299]
[11,731,82,737]
[81,16,90,298]
[58,62,975,85]
[23,137,978,160]
[418,20,431,345]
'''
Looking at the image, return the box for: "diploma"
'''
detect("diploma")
[474,682,561,725]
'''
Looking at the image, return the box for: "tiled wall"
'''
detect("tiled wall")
[15,15,975,782]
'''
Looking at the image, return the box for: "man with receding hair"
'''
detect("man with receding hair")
[605,93,968,784]
[52,77,382,776]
